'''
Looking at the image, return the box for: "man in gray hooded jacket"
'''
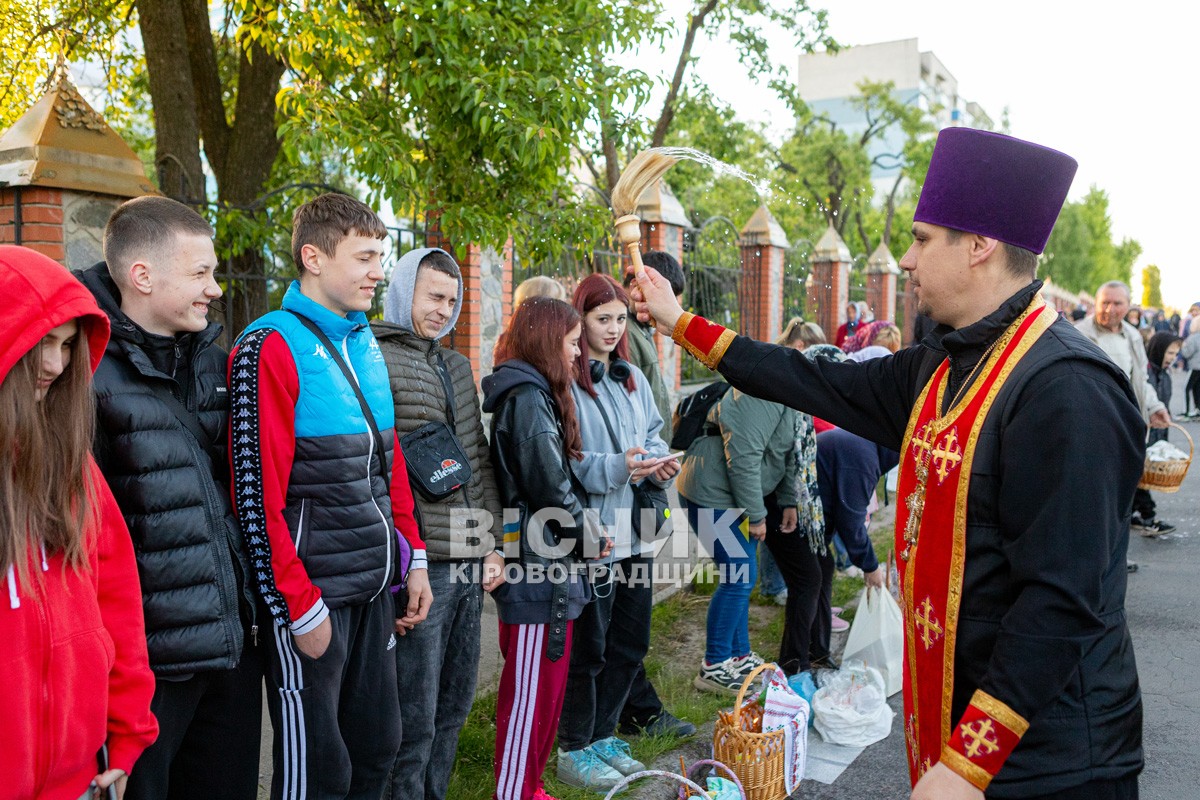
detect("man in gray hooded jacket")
[372,247,503,800]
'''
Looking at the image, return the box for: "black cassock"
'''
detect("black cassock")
[706,281,1144,797]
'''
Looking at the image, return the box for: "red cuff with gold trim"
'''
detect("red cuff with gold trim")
[940,690,1029,790]
[672,312,736,370]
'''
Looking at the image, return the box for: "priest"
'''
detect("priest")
[632,128,1144,800]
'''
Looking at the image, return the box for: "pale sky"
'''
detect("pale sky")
[643,0,1198,308]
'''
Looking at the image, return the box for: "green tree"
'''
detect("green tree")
[661,81,774,226]
[769,81,936,257]
[576,0,835,202]
[1,0,661,324]
[1142,264,1163,308]
[1040,202,1095,293]
[1042,187,1140,294]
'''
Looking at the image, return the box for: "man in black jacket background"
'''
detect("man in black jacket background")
[81,196,261,800]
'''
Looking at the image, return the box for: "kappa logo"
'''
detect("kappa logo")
[312,344,330,360]
[430,459,463,483]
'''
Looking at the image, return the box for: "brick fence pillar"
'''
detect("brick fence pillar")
[809,225,852,344]
[631,179,689,393]
[902,275,919,344]
[865,242,900,323]
[0,187,66,262]
[739,205,789,343]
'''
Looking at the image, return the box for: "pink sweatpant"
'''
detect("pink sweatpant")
[494,621,574,800]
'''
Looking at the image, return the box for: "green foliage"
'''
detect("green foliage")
[1142,264,1163,308]
[253,0,660,259]
[1040,202,1094,294]
[767,81,936,259]
[1042,187,1140,295]
[663,82,774,226]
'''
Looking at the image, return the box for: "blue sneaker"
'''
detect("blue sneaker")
[589,737,646,776]
[556,747,622,791]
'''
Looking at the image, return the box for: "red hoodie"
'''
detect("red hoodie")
[0,246,157,799]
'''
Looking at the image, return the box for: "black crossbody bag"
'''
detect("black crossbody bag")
[398,350,474,501]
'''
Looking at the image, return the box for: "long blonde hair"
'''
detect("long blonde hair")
[0,328,99,586]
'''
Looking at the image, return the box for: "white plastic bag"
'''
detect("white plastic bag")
[841,586,904,697]
[811,659,894,747]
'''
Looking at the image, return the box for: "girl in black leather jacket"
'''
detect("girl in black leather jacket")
[481,296,596,800]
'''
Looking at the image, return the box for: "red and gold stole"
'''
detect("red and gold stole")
[894,295,1054,790]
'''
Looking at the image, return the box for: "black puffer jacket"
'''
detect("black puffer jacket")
[79,264,253,677]
[481,360,594,661]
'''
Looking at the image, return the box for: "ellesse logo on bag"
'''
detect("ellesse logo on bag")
[430,459,463,483]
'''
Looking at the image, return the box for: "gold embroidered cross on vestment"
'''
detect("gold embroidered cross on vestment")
[960,719,1001,759]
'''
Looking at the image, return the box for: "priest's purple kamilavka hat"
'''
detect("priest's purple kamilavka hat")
[914,127,1078,254]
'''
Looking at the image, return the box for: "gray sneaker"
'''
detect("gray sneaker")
[557,746,622,791]
[589,737,645,776]
[694,658,745,696]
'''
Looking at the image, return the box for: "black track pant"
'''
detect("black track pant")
[126,631,264,800]
[763,494,834,674]
[1187,371,1200,413]
[264,594,401,800]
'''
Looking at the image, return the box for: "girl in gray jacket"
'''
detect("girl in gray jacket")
[556,274,679,792]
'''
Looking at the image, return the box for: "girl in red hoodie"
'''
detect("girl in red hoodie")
[0,246,157,799]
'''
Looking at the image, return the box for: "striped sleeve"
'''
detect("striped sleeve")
[228,329,326,633]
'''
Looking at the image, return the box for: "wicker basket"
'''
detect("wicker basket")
[711,663,788,800]
[1139,423,1194,493]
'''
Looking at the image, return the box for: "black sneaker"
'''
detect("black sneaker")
[1127,559,1139,573]
[1138,519,1176,536]
[632,711,696,738]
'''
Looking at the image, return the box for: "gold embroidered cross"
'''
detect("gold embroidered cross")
[911,424,936,460]
[960,719,1001,759]
[915,597,944,650]
[930,428,963,484]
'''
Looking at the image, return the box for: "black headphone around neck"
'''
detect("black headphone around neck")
[589,358,632,384]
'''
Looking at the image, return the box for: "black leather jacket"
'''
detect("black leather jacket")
[482,361,593,660]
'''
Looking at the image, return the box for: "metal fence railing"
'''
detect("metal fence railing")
[211,215,430,349]
[510,248,622,304]
[681,217,742,384]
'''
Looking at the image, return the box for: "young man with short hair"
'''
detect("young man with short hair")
[371,247,504,800]
[80,195,262,800]
[229,193,430,799]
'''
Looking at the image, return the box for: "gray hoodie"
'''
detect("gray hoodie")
[383,247,463,338]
